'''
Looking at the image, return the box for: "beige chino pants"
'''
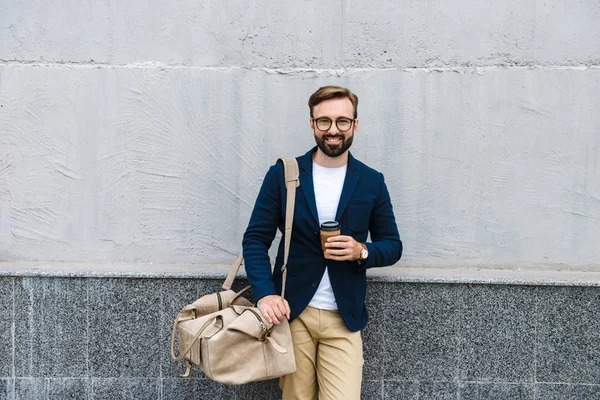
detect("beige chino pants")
[280,306,363,400]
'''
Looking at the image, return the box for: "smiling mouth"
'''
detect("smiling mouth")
[325,136,343,145]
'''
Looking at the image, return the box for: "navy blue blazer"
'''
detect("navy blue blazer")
[242,147,402,332]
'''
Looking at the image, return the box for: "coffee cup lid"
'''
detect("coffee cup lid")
[320,221,340,231]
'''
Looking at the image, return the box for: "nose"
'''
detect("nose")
[328,122,340,134]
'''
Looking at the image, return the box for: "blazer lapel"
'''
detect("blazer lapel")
[335,152,361,221]
[297,148,320,226]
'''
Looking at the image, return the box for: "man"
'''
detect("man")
[242,85,402,400]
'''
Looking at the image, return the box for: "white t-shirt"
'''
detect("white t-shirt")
[308,161,347,310]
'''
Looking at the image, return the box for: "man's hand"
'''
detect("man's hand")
[257,295,290,325]
[325,235,362,261]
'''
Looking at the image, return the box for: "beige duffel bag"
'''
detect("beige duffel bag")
[170,158,299,385]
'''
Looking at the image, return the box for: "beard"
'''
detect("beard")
[314,132,354,158]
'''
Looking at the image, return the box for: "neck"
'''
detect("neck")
[313,149,349,168]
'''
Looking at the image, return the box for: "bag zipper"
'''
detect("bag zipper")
[247,309,267,332]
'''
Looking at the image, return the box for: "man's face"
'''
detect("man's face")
[310,98,359,158]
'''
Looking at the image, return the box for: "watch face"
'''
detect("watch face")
[361,248,368,259]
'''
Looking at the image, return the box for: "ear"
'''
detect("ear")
[353,119,359,133]
[309,118,315,130]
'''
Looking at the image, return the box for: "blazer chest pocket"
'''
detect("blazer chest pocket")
[345,200,373,232]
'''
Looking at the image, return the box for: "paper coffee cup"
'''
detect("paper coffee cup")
[320,221,341,259]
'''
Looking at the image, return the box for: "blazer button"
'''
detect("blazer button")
[312,282,318,288]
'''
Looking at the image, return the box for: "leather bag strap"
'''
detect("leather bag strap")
[221,254,243,291]
[220,158,299,301]
[277,157,299,300]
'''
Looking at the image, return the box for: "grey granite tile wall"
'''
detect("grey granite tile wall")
[0,379,12,400]
[418,381,458,399]
[88,279,161,378]
[91,378,159,400]
[361,380,383,399]
[383,283,460,381]
[381,380,458,399]
[14,278,87,378]
[13,378,89,399]
[536,286,600,384]
[459,285,536,383]
[161,378,236,400]
[0,279,13,378]
[459,382,534,399]
[362,282,386,380]
[47,378,89,399]
[383,380,419,399]
[235,379,281,400]
[536,383,600,399]
[13,378,44,400]
[1,275,600,399]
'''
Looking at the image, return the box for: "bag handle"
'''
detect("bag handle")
[170,314,223,361]
[221,157,299,301]
[221,254,243,291]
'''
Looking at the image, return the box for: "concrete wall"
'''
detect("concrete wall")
[2,4,600,400]
[1,0,599,269]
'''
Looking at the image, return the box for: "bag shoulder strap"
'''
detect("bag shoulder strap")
[222,158,300,301]
[276,157,299,300]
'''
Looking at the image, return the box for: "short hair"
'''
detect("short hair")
[308,86,359,118]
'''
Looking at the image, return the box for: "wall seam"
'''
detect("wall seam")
[159,280,164,400]
[0,60,599,72]
[456,284,463,400]
[86,278,90,393]
[340,0,345,68]
[381,282,388,399]
[11,278,15,399]
[533,286,538,400]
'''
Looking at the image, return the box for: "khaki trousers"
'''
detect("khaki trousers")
[280,306,363,400]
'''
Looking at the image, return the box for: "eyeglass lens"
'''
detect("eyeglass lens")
[315,118,354,132]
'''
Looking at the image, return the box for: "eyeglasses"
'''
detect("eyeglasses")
[312,117,356,132]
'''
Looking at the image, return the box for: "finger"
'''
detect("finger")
[270,310,281,325]
[261,305,279,322]
[259,307,272,323]
[272,306,284,321]
[270,309,282,325]
[282,299,291,319]
[326,247,348,256]
[325,242,342,250]
[327,240,353,249]
[276,301,289,320]
[330,234,353,241]
[328,254,351,261]
[327,250,354,261]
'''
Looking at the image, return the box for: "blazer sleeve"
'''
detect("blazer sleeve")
[242,163,282,301]
[359,172,403,271]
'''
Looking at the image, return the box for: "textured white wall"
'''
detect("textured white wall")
[1,1,599,269]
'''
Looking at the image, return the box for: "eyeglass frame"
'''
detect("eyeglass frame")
[311,117,357,132]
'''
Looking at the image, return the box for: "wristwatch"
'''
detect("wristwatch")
[358,243,369,262]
